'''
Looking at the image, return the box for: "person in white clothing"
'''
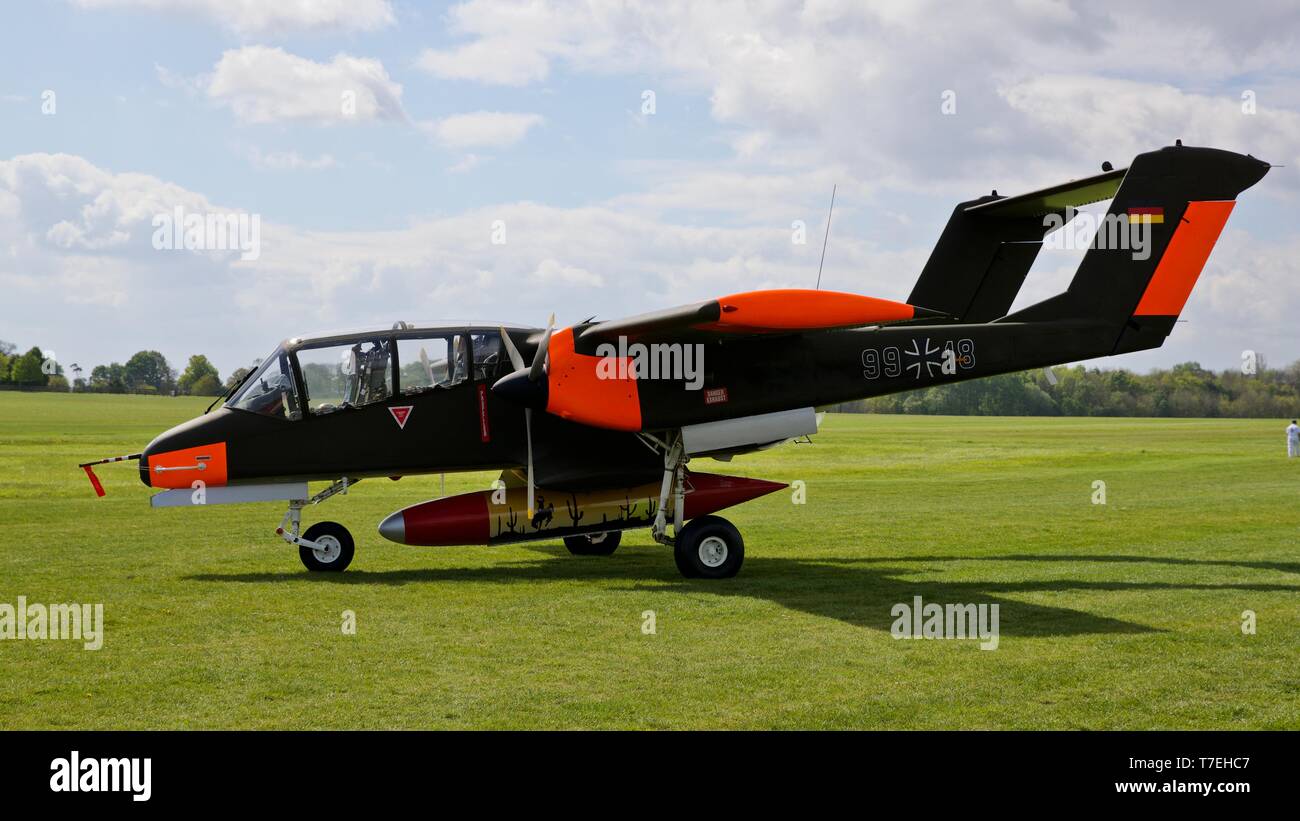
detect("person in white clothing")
[1288,420,1299,458]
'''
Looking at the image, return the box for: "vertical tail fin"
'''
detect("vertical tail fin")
[1001,145,1270,354]
[907,202,1049,323]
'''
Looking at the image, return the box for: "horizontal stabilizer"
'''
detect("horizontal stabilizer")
[964,167,1127,218]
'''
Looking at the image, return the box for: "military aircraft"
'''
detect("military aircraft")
[81,144,1269,578]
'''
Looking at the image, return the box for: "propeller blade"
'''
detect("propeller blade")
[419,347,434,384]
[499,326,526,372]
[529,313,555,383]
[525,407,535,517]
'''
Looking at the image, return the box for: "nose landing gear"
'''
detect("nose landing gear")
[274,478,359,572]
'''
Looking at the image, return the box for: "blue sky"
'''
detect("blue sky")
[2,1,1297,379]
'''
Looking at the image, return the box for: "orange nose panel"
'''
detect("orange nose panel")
[148,442,228,488]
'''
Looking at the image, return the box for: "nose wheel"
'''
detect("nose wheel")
[298,521,355,572]
[274,478,359,572]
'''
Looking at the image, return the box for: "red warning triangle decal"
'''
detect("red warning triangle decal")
[389,405,413,430]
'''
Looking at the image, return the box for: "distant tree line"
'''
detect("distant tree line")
[0,339,243,397]
[834,360,1300,418]
[5,336,1298,418]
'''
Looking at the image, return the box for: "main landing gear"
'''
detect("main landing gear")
[641,431,746,580]
[276,478,358,572]
[672,515,745,579]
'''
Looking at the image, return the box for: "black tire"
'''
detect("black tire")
[299,521,355,572]
[564,530,622,556]
[673,515,744,579]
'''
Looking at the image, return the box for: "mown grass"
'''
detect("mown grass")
[1,392,1297,728]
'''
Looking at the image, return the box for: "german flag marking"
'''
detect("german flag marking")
[1126,206,1165,224]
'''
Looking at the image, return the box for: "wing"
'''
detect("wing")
[494,288,943,432]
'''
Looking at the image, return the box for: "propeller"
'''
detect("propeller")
[418,347,434,385]
[529,314,555,383]
[497,314,555,517]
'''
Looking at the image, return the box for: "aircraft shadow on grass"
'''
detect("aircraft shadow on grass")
[838,553,1300,578]
[187,550,1300,638]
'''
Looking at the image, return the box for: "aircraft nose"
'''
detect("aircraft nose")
[140,415,230,489]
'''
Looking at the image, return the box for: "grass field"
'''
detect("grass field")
[1,392,1297,729]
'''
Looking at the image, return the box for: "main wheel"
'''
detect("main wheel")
[673,515,744,579]
[564,530,622,556]
[299,521,355,572]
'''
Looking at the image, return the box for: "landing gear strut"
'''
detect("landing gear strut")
[646,432,687,548]
[640,432,746,579]
[276,478,358,572]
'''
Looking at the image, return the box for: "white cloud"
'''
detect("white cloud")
[416,40,551,86]
[154,63,205,96]
[531,258,603,287]
[207,47,406,125]
[0,154,247,353]
[248,149,338,171]
[74,0,395,36]
[423,111,543,148]
[447,153,485,174]
[0,152,897,374]
[1000,75,1300,186]
[606,165,855,224]
[407,1,1300,196]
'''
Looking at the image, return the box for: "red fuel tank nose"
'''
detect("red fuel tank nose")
[380,491,491,546]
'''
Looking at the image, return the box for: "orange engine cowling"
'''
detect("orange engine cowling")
[544,326,643,430]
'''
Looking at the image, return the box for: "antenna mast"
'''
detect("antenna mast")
[815,184,836,290]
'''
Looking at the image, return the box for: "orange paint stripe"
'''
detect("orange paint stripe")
[1134,200,1235,317]
[699,289,916,332]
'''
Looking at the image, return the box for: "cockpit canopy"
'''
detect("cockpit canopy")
[226,322,524,420]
